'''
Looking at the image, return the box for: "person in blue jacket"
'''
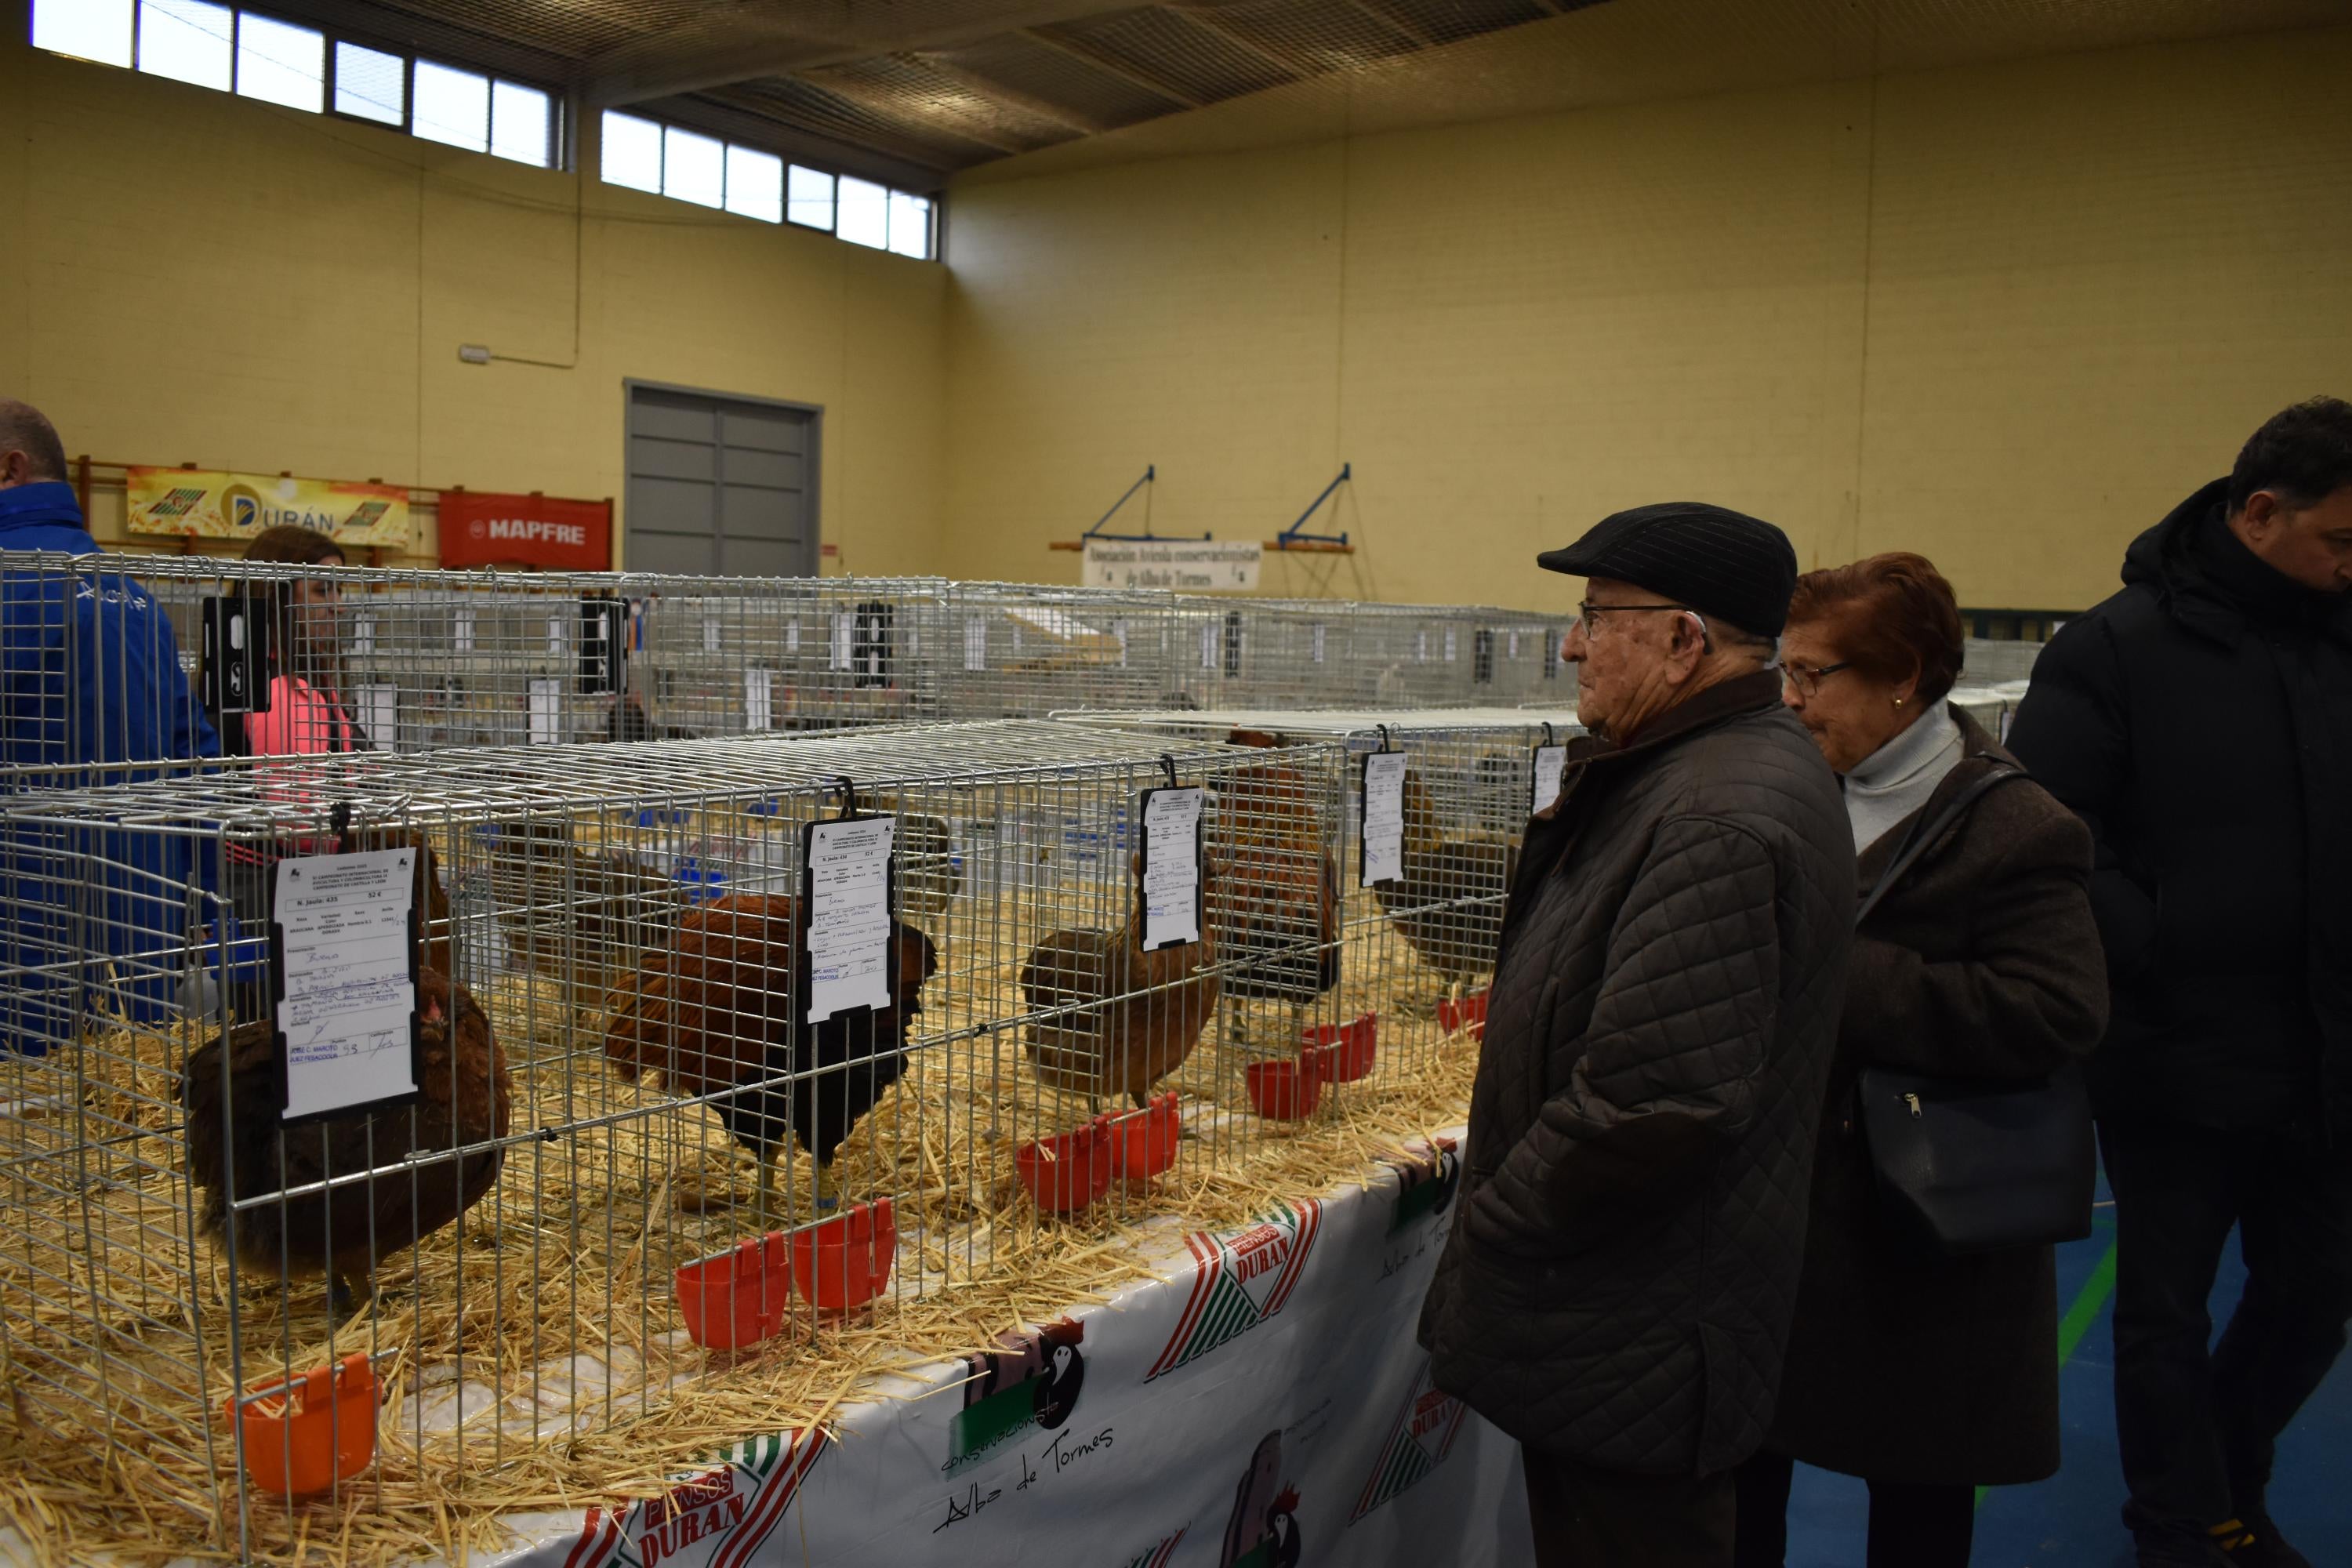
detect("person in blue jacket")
[2,397,226,1054]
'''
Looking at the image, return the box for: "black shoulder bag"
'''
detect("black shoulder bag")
[1854,767,2097,1257]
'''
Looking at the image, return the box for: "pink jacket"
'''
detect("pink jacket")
[242,674,356,757]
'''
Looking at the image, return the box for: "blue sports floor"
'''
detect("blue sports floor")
[1784,1173,2352,1566]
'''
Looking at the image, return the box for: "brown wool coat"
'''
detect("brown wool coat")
[1765,708,2108,1486]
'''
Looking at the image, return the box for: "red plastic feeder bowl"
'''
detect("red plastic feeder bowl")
[1439,990,1491,1040]
[676,1231,793,1350]
[1018,1127,1116,1213]
[1303,1012,1378,1082]
[1247,1059,1325,1121]
[792,1199,898,1311]
[226,1352,378,1497]
[1106,1092,1182,1178]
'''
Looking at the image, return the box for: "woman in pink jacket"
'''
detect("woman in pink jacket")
[237,524,360,755]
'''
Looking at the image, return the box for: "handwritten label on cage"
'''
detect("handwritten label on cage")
[703,615,722,655]
[964,617,987,672]
[518,679,556,746]
[802,815,896,1023]
[1360,750,1409,888]
[1531,744,1569,816]
[1415,630,1428,664]
[1312,623,1327,665]
[546,615,567,655]
[1139,786,1205,951]
[1200,623,1218,672]
[358,685,397,751]
[830,612,854,672]
[1508,630,1520,660]
[1112,619,1129,667]
[274,848,418,1122]
[350,612,375,657]
[744,669,774,731]
[786,620,803,655]
[453,607,476,654]
[1444,628,1458,663]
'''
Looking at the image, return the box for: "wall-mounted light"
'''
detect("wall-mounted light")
[457,344,492,365]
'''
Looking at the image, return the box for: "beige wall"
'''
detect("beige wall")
[942,24,2352,612]
[0,33,947,572]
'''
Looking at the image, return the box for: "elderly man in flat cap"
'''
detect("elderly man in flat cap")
[1419,503,1853,1566]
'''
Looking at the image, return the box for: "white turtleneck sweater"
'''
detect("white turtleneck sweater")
[1843,702,1964,853]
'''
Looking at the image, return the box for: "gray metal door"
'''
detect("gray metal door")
[624,383,818,575]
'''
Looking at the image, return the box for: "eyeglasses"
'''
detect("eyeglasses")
[1573,601,1691,630]
[1780,661,1852,699]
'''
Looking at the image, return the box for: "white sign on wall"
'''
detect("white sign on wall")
[1083,539,1262,593]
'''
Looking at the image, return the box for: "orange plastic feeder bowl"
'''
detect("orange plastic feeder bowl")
[1018,1126,1115,1213]
[227,1352,378,1497]
[675,1231,793,1349]
[1247,1059,1325,1120]
[792,1199,897,1311]
[1106,1092,1182,1178]
[1303,1012,1378,1081]
[1439,990,1490,1040]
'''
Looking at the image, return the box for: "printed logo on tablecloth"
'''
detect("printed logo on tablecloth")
[1120,1526,1186,1568]
[556,1428,825,1568]
[1388,1139,1461,1234]
[1145,1201,1323,1383]
[946,1317,1089,1472]
[1221,1432,1305,1568]
[1347,1359,1469,1524]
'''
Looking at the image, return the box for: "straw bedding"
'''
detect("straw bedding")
[0,899,1479,1567]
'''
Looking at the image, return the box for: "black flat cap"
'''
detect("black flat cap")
[1538,501,1798,638]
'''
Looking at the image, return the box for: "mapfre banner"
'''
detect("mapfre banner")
[126,467,409,547]
[437,491,612,570]
[475,1137,1534,1568]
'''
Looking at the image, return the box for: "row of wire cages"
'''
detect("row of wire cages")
[0,550,1575,783]
[0,715,1501,1548]
[1052,707,1585,1054]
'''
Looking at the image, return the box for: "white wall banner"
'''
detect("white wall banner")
[1083,539,1263,593]
[481,1138,1533,1568]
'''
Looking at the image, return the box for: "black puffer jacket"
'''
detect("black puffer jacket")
[2007,480,2352,1139]
[1417,670,1853,1476]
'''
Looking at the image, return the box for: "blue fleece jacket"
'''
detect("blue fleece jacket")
[2,482,230,1052]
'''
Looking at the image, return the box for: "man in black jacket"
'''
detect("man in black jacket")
[1418,503,1852,1567]
[2008,397,2352,1568]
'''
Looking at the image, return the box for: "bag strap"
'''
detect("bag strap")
[1856,764,2025,927]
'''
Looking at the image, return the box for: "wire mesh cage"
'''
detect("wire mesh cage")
[1058,706,1584,1054]
[0,717,1487,1555]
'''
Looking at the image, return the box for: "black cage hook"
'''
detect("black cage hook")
[830,775,860,819]
[1541,720,1556,746]
[1374,724,1392,753]
[1160,753,1179,789]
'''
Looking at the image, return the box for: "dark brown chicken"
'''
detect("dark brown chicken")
[1373,768,1515,994]
[181,966,510,1317]
[1208,731,1340,1004]
[1022,855,1222,1108]
[601,894,938,1208]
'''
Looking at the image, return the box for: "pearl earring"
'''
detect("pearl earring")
[1894,697,1905,708]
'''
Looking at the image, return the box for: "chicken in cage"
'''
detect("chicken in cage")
[0,717,1466,1559]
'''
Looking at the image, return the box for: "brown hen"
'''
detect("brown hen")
[1022,855,1222,1109]
[601,893,938,1209]
[181,966,509,1317]
[1208,731,1340,1004]
[1372,768,1515,994]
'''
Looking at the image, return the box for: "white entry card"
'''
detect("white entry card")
[744,668,773,731]
[1140,787,1204,951]
[275,848,417,1121]
[527,678,561,745]
[964,617,988,672]
[453,608,476,654]
[830,612,854,671]
[358,685,398,752]
[1360,750,1408,888]
[703,615,723,655]
[804,816,895,1023]
[1531,744,1569,815]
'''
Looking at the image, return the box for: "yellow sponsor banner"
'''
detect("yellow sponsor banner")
[125,468,410,547]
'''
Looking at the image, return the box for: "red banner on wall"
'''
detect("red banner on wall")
[437,492,612,570]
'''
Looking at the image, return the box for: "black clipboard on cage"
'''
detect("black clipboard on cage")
[268,836,423,1127]
[1359,738,1408,890]
[1137,767,1206,952]
[797,779,899,1026]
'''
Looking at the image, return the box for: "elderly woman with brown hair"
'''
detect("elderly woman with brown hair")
[1732,553,2109,1567]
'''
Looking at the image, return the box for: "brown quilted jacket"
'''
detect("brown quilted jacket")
[1417,670,1853,1476]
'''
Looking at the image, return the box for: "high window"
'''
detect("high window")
[31,1,560,169]
[599,111,936,260]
